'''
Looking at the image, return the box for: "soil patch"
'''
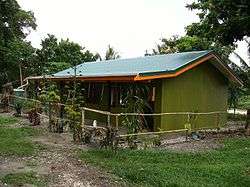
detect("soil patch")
[0,112,121,187]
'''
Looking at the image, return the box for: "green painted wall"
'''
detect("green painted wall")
[84,61,228,130]
[156,61,228,130]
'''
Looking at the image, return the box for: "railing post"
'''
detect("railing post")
[59,103,64,133]
[107,113,111,127]
[7,94,10,112]
[48,101,52,132]
[185,129,188,142]
[246,109,250,130]
[81,108,85,129]
[216,113,220,129]
[115,115,119,130]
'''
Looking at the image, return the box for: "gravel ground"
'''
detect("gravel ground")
[0,112,122,187]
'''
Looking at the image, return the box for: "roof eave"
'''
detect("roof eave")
[134,53,243,87]
[25,75,137,82]
[134,53,213,81]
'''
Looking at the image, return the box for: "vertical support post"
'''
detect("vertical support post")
[108,81,111,112]
[185,129,188,142]
[107,113,111,127]
[35,80,39,99]
[48,101,52,132]
[19,63,23,86]
[185,114,190,142]
[216,113,220,129]
[246,109,250,130]
[81,108,85,129]
[59,81,64,133]
[115,115,119,130]
[7,94,10,112]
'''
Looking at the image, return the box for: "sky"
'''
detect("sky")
[18,0,249,64]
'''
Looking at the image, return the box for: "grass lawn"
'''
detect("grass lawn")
[0,115,18,126]
[1,172,47,187]
[80,138,250,186]
[0,115,44,156]
[0,115,47,186]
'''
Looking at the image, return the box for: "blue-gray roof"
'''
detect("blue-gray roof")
[53,50,211,77]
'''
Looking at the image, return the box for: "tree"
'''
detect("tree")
[5,39,37,84]
[37,34,100,74]
[186,0,250,46]
[152,35,233,58]
[0,0,36,86]
[104,45,120,60]
[153,35,209,54]
[36,34,58,63]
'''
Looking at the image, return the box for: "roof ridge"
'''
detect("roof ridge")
[76,50,212,66]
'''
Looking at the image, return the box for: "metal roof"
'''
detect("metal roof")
[26,50,242,86]
[53,50,211,77]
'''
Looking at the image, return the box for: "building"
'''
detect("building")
[27,50,242,130]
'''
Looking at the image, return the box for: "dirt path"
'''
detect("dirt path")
[32,135,121,187]
[0,113,121,187]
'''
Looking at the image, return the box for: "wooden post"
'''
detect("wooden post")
[216,113,220,129]
[82,109,85,128]
[59,81,64,133]
[108,81,111,112]
[107,113,111,127]
[115,115,119,130]
[185,129,188,142]
[7,94,10,112]
[19,63,23,86]
[246,109,250,130]
[48,101,52,132]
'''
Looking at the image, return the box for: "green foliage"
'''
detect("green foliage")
[0,0,36,85]
[14,98,24,116]
[152,35,233,57]
[121,84,152,148]
[36,34,100,74]
[65,104,82,142]
[63,81,88,142]
[4,39,38,81]
[186,0,250,46]
[22,99,37,111]
[228,85,242,110]
[153,35,210,54]
[65,104,81,121]
[39,84,61,131]
[39,83,60,104]
[39,85,60,104]
[104,45,120,60]
[1,172,47,187]
[239,95,250,109]
[80,138,250,186]
[0,0,36,42]
[46,61,71,74]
